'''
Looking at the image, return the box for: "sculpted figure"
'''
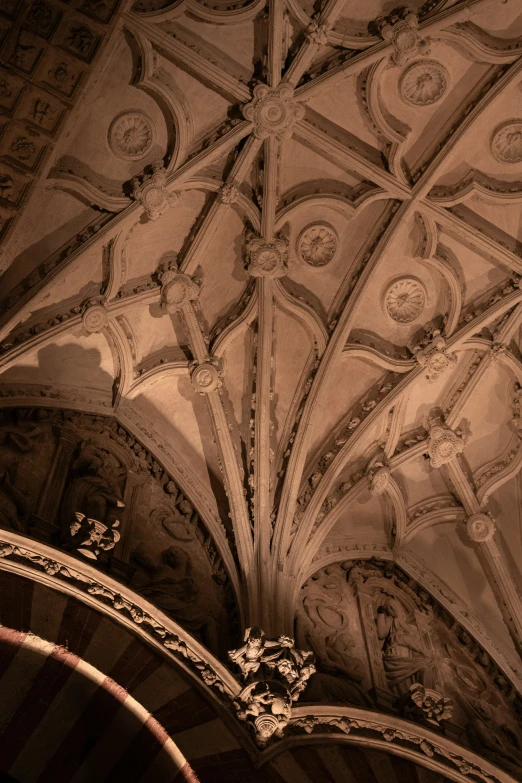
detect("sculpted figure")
[376,596,431,693]
[134,545,221,654]
[229,627,291,682]
[466,701,522,777]
[61,444,125,528]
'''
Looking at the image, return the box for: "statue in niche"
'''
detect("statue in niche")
[133,544,222,655]
[466,700,522,778]
[376,595,432,694]
[0,416,42,532]
[60,443,125,563]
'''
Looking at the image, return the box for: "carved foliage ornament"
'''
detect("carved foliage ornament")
[492,121,522,164]
[296,223,338,267]
[243,84,304,141]
[400,61,448,106]
[246,234,288,278]
[384,278,426,323]
[108,112,154,161]
[132,161,180,221]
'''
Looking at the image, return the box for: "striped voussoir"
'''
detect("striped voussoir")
[0,571,457,782]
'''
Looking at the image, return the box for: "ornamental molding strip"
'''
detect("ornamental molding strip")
[242,84,304,140]
[400,61,449,106]
[296,223,338,268]
[0,530,238,703]
[491,121,522,164]
[384,277,426,323]
[108,111,155,160]
[284,706,516,783]
[132,160,180,221]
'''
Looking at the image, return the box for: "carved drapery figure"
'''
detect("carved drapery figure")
[61,443,125,528]
[466,700,522,778]
[133,545,221,654]
[376,596,431,694]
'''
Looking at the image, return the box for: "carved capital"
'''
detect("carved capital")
[132,161,180,221]
[243,84,304,141]
[246,234,288,278]
[427,423,465,468]
[466,513,496,543]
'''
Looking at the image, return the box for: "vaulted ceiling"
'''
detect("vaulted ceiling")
[1,0,522,685]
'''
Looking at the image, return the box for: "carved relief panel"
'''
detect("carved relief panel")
[0,406,239,653]
[296,559,522,775]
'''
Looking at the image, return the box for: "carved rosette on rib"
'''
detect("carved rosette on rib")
[466,512,495,543]
[412,330,456,382]
[82,302,108,333]
[377,9,430,66]
[159,263,200,314]
[132,161,180,221]
[228,628,315,747]
[191,362,221,394]
[246,234,288,278]
[243,84,304,141]
[427,422,465,468]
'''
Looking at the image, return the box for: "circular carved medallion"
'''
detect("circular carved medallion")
[491,121,522,164]
[82,303,108,333]
[400,61,448,106]
[191,363,220,393]
[466,513,495,543]
[384,278,426,323]
[297,224,338,267]
[369,467,390,496]
[109,112,154,161]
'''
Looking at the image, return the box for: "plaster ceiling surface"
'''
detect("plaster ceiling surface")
[0,0,522,698]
